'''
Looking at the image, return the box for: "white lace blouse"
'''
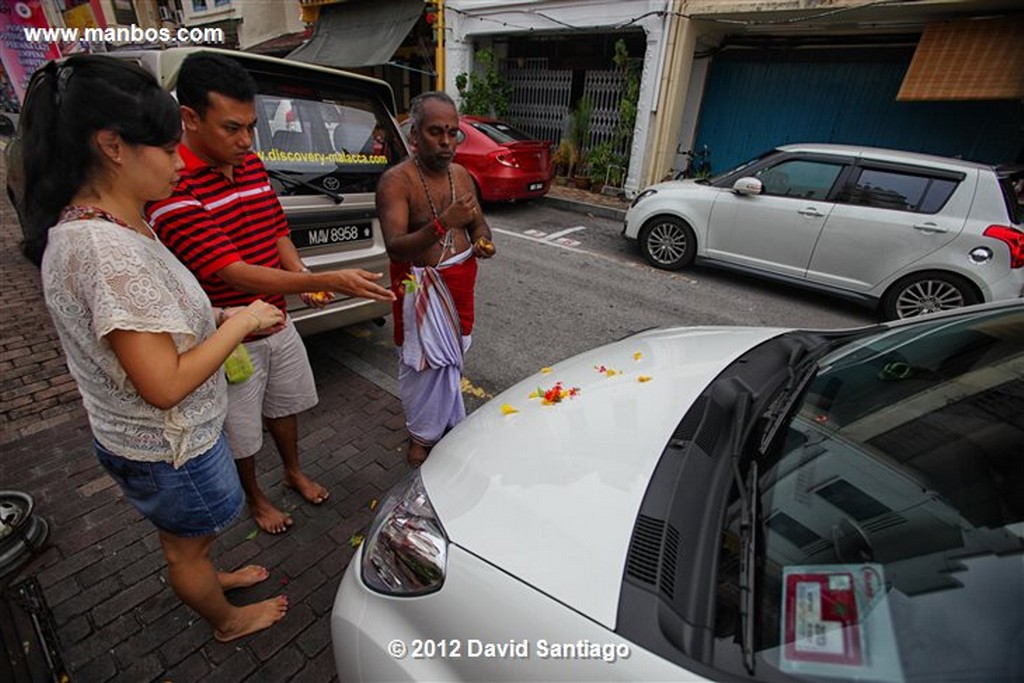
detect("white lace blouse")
[42,215,227,468]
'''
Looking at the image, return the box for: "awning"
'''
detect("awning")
[898,16,1024,101]
[287,0,423,69]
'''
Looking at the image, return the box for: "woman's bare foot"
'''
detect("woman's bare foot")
[213,596,288,643]
[250,497,293,535]
[283,471,330,505]
[218,565,269,591]
[407,441,430,468]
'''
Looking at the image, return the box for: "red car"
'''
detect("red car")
[401,115,553,202]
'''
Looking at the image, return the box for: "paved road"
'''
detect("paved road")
[311,200,876,411]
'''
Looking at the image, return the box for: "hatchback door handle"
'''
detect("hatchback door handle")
[798,207,824,217]
[913,222,948,234]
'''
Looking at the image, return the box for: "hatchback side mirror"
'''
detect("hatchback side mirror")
[733,177,762,195]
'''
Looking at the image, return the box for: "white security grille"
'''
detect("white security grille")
[501,58,571,143]
[583,68,628,156]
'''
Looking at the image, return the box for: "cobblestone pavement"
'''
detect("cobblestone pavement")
[0,146,613,681]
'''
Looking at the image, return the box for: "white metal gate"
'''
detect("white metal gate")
[499,58,628,156]
[501,57,571,143]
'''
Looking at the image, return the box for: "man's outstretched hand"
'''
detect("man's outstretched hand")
[324,269,396,301]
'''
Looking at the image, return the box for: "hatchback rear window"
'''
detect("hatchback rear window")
[252,79,405,196]
[469,121,535,145]
[998,170,1023,224]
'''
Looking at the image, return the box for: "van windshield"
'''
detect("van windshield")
[252,82,406,196]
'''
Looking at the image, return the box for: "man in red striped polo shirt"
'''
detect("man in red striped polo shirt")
[147,53,394,535]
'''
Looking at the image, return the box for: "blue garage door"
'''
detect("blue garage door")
[694,47,1024,173]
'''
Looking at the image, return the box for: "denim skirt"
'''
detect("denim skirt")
[94,433,244,538]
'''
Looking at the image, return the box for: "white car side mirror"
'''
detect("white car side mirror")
[733,177,762,195]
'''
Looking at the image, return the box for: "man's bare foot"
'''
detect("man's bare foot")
[218,565,269,591]
[213,596,288,643]
[407,441,430,468]
[250,498,293,534]
[283,471,330,505]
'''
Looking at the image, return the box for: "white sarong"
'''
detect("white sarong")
[398,248,473,446]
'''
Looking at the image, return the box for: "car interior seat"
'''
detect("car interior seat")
[271,130,308,153]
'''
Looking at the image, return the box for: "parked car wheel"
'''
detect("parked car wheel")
[881,271,979,320]
[639,215,696,270]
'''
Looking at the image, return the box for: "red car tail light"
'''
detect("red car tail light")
[983,225,1024,268]
[489,149,520,168]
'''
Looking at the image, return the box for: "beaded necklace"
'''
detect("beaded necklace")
[413,157,456,264]
[61,205,152,238]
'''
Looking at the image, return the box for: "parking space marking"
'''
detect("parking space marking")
[552,237,581,247]
[524,229,548,238]
[491,227,699,283]
[545,226,586,241]
[492,227,589,255]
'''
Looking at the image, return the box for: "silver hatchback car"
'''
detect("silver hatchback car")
[623,144,1024,320]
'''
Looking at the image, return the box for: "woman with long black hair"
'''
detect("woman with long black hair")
[22,55,287,642]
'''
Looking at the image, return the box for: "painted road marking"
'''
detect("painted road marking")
[545,226,587,241]
[490,227,698,283]
[524,229,547,238]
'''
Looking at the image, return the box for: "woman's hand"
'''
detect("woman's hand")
[224,300,285,335]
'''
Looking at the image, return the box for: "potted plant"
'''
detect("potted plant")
[551,139,576,182]
[586,140,615,194]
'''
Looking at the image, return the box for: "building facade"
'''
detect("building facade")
[445,0,1024,197]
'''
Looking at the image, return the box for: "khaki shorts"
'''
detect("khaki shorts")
[223,318,318,459]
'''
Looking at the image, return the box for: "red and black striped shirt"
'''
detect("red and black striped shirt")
[146,145,289,312]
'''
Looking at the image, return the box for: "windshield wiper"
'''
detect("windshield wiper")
[738,458,759,675]
[266,168,345,203]
[759,344,820,454]
[728,391,759,675]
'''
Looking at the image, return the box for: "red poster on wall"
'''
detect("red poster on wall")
[0,0,62,103]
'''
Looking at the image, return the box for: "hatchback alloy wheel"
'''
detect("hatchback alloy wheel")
[884,272,977,320]
[639,216,696,270]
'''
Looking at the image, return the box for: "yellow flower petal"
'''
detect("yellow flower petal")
[606,369,618,377]
[501,403,519,415]
[638,375,653,383]
[540,367,552,374]
[633,352,643,361]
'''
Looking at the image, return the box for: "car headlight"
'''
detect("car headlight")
[361,470,448,595]
[630,188,657,208]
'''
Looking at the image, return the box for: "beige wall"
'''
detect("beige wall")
[239,1,305,50]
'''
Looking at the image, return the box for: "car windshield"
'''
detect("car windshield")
[708,148,776,186]
[252,81,406,196]
[714,306,1024,682]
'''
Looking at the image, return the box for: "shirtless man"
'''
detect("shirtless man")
[376,92,496,467]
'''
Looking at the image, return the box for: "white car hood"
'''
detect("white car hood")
[421,326,786,628]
